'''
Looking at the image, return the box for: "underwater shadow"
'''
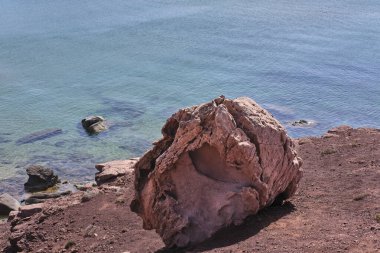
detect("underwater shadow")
[156,201,296,253]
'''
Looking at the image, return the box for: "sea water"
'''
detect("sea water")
[0,0,379,194]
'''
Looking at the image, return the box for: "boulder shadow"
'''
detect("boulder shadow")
[156,201,296,253]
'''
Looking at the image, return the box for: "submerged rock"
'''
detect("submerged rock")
[81,115,107,134]
[292,119,308,126]
[0,193,20,215]
[131,96,303,247]
[24,165,59,192]
[100,98,145,120]
[16,128,63,145]
[0,136,11,144]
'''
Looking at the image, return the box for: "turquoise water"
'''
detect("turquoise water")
[1,0,379,194]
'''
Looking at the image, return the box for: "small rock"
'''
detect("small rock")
[95,159,138,185]
[37,214,47,224]
[74,183,94,191]
[64,240,76,250]
[25,198,45,205]
[291,119,315,127]
[81,190,98,203]
[18,203,43,218]
[24,165,59,192]
[25,191,72,205]
[7,210,18,221]
[375,213,380,223]
[353,193,370,201]
[322,133,340,139]
[115,196,125,204]
[83,225,97,237]
[0,193,21,215]
[327,125,353,134]
[81,116,107,134]
[298,139,312,145]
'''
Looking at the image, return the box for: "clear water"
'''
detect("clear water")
[1,0,379,194]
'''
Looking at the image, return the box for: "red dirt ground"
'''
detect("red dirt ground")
[1,126,379,253]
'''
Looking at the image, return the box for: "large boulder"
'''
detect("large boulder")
[24,165,59,192]
[0,193,20,215]
[131,96,303,247]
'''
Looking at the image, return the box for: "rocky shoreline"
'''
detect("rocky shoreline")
[0,125,379,252]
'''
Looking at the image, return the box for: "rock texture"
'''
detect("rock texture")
[0,193,20,215]
[131,96,303,247]
[95,159,138,185]
[25,190,72,205]
[24,165,59,192]
[3,171,129,252]
[289,119,316,127]
[2,126,378,253]
[81,115,107,134]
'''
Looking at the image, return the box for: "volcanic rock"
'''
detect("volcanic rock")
[81,116,107,134]
[17,203,44,218]
[95,159,138,185]
[131,96,303,247]
[24,165,59,192]
[0,193,20,215]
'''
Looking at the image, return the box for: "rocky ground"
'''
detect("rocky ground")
[0,126,379,253]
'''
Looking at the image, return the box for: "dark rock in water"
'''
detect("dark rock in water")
[24,165,59,192]
[291,119,315,127]
[16,128,63,145]
[81,116,107,134]
[0,193,20,215]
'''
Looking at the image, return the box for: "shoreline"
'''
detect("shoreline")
[0,125,379,252]
[0,118,377,201]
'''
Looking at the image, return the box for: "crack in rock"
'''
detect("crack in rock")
[131,96,303,247]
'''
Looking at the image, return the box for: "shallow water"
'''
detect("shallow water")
[0,0,379,193]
